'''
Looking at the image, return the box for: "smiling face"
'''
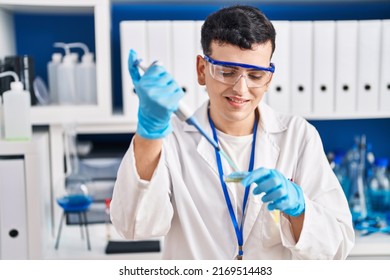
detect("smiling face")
[197,41,273,136]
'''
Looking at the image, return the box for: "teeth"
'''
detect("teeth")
[227,97,246,104]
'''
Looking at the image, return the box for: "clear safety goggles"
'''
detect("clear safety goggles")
[204,55,275,88]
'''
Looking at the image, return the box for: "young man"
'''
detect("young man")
[110,5,355,259]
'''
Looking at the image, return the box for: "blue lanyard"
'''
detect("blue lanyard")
[208,110,258,260]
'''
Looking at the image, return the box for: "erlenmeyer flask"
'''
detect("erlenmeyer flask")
[62,124,92,203]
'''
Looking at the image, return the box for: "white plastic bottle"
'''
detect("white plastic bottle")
[77,52,97,104]
[70,52,79,64]
[68,42,97,105]
[0,72,32,140]
[54,42,77,105]
[47,52,62,104]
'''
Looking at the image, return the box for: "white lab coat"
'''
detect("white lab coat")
[111,101,355,259]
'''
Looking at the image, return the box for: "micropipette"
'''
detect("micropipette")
[134,59,239,172]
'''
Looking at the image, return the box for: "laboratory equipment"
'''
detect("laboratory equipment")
[357,135,368,218]
[2,55,37,105]
[105,198,111,240]
[134,58,239,172]
[0,71,32,140]
[47,52,62,104]
[68,42,97,105]
[55,193,92,251]
[55,123,94,250]
[224,171,250,183]
[54,42,77,104]
[332,154,351,199]
[367,157,390,213]
[63,124,93,184]
[346,135,369,219]
[33,76,50,105]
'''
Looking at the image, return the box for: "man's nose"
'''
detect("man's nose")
[232,74,249,92]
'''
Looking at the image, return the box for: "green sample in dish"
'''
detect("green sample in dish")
[224,171,249,183]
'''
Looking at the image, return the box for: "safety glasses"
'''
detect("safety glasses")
[204,55,275,88]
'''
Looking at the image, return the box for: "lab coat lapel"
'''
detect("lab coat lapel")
[197,133,219,176]
[183,102,219,176]
[243,102,286,244]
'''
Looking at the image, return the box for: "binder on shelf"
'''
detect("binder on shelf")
[0,158,28,259]
[147,21,172,73]
[290,21,313,116]
[357,20,381,113]
[267,21,291,114]
[380,20,390,112]
[195,20,209,108]
[335,21,358,114]
[313,21,336,114]
[172,21,198,115]
[120,21,147,121]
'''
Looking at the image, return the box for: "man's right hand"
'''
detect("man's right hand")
[128,49,185,139]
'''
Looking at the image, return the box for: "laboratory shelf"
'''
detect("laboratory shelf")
[31,104,113,125]
[302,112,390,121]
[68,114,137,135]
[0,0,112,124]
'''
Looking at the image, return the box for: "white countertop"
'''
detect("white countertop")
[43,223,390,260]
[349,232,390,259]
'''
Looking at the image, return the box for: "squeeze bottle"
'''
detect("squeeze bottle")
[68,42,97,105]
[54,42,77,105]
[0,71,32,140]
[47,52,62,104]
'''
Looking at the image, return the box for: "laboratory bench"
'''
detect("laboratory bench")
[42,224,390,260]
[348,233,390,260]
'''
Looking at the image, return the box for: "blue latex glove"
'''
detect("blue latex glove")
[128,49,185,139]
[241,168,305,217]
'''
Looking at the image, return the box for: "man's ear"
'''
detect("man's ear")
[196,55,206,86]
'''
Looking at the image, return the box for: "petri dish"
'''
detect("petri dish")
[224,171,249,183]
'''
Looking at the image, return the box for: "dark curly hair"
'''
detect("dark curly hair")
[201,5,276,57]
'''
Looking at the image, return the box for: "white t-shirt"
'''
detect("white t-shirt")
[216,130,253,225]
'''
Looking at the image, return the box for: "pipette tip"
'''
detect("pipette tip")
[134,59,147,72]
